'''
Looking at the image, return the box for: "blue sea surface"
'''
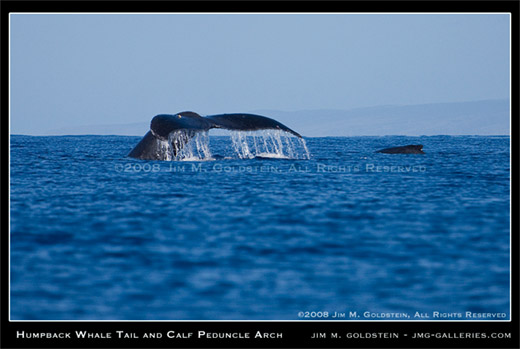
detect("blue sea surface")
[10,135,510,320]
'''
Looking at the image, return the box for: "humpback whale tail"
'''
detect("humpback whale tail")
[128,111,303,160]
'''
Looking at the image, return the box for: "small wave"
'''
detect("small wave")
[178,156,214,162]
[254,152,291,160]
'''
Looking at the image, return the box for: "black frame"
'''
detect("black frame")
[2,1,518,348]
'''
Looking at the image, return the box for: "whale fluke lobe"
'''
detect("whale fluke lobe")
[206,113,302,138]
[150,112,212,140]
[376,144,425,154]
[128,111,303,160]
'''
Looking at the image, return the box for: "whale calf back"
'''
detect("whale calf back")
[128,111,302,160]
[377,144,425,154]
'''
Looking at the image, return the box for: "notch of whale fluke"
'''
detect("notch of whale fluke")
[376,144,425,154]
[128,111,302,160]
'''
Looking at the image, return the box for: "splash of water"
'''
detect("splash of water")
[163,130,213,161]
[229,130,310,160]
[160,129,310,161]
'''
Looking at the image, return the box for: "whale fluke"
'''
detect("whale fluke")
[206,113,302,138]
[376,144,425,154]
[128,111,302,160]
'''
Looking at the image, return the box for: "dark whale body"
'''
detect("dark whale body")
[128,111,302,160]
[377,144,425,154]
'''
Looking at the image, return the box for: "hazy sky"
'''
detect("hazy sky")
[10,13,510,135]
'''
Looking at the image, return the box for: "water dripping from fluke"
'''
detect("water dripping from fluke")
[159,129,310,161]
[229,130,310,160]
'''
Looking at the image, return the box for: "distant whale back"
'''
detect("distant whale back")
[376,144,425,154]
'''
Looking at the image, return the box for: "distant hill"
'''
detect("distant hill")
[252,99,510,136]
[45,99,509,137]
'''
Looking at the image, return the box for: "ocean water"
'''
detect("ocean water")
[9,134,510,320]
